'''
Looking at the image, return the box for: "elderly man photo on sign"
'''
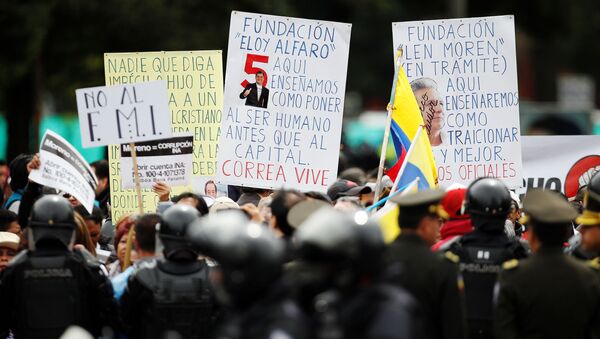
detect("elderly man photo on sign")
[411,77,445,146]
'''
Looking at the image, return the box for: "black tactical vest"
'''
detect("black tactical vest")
[135,261,215,339]
[14,253,92,339]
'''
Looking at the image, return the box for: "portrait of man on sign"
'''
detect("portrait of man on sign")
[239,71,269,108]
[411,77,444,146]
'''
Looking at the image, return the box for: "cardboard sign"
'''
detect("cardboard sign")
[29,130,98,213]
[518,135,600,199]
[76,81,172,147]
[120,134,193,189]
[393,15,522,188]
[104,51,224,222]
[216,11,352,192]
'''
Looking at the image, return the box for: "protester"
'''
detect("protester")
[3,153,34,213]
[0,209,24,247]
[0,231,20,272]
[74,213,97,256]
[326,179,372,204]
[236,186,271,206]
[432,185,472,251]
[153,181,209,215]
[90,160,110,217]
[112,213,159,301]
[106,214,137,278]
[209,196,240,214]
[383,189,466,339]
[0,160,9,206]
[74,205,103,247]
[269,189,306,238]
[576,171,600,263]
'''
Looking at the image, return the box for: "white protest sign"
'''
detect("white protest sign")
[393,15,522,188]
[76,80,172,147]
[518,135,600,199]
[120,134,194,189]
[216,11,351,192]
[29,130,98,213]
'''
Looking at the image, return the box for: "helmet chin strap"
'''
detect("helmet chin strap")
[27,229,36,251]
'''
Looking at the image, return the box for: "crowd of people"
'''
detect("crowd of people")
[0,151,600,339]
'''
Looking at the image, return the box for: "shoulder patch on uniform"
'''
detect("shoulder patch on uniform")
[444,251,460,263]
[588,258,600,270]
[502,259,519,270]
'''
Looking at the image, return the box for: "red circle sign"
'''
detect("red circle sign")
[564,155,600,199]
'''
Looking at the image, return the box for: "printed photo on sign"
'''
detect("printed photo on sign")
[217,11,352,192]
[29,130,98,213]
[192,177,228,199]
[392,16,523,188]
[120,134,193,189]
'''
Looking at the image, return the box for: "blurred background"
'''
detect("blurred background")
[1,0,600,171]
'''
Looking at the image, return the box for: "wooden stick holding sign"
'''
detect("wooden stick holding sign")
[123,142,144,269]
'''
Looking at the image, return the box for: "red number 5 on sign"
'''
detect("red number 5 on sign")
[241,54,269,88]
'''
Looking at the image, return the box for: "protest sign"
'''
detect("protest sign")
[105,51,223,222]
[216,11,351,192]
[76,81,172,147]
[29,130,98,213]
[120,134,193,189]
[392,15,522,188]
[518,135,600,199]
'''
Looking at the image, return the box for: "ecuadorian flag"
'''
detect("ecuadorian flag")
[394,126,437,190]
[386,48,437,188]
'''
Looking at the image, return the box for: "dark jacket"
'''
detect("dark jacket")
[495,248,600,339]
[240,83,269,108]
[383,233,466,339]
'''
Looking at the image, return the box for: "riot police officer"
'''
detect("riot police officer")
[0,195,116,338]
[291,204,423,339]
[120,205,219,339]
[443,177,528,339]
[188,210,310,339]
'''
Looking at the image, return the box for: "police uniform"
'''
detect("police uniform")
[383,189,466,339]
[495,189,600,339]
[120,205,220,339]
[0,195,116,339]
[443,177,527,338]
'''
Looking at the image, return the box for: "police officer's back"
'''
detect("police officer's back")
[383,189,466,339]
[444,178,527,338]
[292,205,423,339]
[120,205,219,339]
[0,195,116,338]
[495,189,600,339]
[188,211,309,339]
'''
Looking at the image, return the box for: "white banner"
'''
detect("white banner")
[393,15,522,188]
[76,80,172,147]
[29,130,98,213]
[120,134,194,189]
[216,11,352,192]
[518,135,600,199]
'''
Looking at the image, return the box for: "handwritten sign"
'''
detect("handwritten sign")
[105,51,224,221]
[393,16,522,188]
[216,11,351,192]
[29,130,98,213]
[76,81,172,147]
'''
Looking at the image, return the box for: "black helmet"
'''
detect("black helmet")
[29,195,76,249]
[188,210,284,308]
[578,171,600,225]
[292,208,383,294]
[465,177,511,217]
[160,204,200,259]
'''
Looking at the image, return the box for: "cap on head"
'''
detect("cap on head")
[521,189,578,226]
[0,232,20,251]
[441,187,468,220]
[578,171,600,226]
[391,189,448,228]
[464,177,511,217]
[327,179,372,201]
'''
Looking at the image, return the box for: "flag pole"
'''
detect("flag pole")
[373,46,405,207]
[385,125,424,206]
